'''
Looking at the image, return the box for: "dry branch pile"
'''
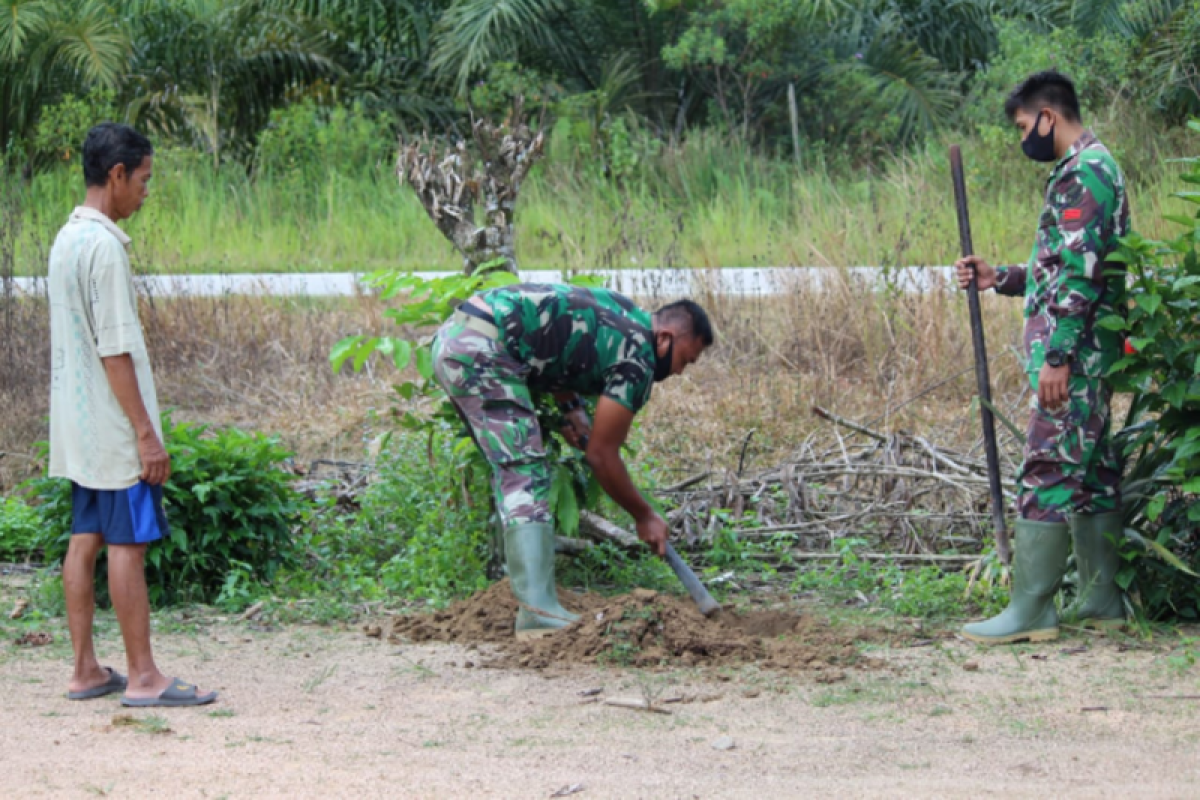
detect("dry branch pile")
[657,405,1018,558]
[296,400,1018,565]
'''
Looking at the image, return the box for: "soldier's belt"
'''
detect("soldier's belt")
[452,306,499,339]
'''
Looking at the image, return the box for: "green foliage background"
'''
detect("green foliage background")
[5,0,1200,170]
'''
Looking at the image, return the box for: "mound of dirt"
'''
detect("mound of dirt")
[387,581,880,676]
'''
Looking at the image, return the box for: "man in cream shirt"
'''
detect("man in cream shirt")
[49,122,215,707]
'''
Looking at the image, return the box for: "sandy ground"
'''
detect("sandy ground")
[3,600,1200,800]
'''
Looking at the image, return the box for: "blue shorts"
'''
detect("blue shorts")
[70,481,168,546]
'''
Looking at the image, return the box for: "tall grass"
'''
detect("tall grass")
[9,119,1193,276]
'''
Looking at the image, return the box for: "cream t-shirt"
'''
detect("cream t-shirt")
[48,206,162,490]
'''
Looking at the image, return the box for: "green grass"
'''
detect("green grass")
[8,125,1193,276]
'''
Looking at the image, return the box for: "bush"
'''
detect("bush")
[0,496,45,562]
[31,90,119,168]
[268,428,494,612]
[254,100,393,182]
[31,418,305,607]
[1108,121,1200,620]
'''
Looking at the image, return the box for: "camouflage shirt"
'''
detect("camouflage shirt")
[482,283,656,413]
[994,130,1130,378]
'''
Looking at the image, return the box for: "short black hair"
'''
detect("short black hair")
[655,299,714,346]
[1004,71,1082,123]
[82,123,154,187]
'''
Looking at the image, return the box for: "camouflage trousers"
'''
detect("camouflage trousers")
[431,311,551,528]
[1018,372,1122,523]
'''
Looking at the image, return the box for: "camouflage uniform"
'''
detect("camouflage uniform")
[431,284,657,527]
[993,131,1129,522]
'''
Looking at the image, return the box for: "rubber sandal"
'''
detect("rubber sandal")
[121,678,217,707]
[66,667,128,701]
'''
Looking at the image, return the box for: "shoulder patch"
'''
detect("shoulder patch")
[1062,209,1082,222]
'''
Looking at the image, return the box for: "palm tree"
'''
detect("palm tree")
[0,0,129,169]
[274,0,455,130]
[122,0,340,167]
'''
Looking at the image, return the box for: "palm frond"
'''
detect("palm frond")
[1139,1,1200,119]
[430,0,573,95]
[41,0,131,88]
[846,17,961,142]
[0,0,52,63]
[1071,0,1131,38]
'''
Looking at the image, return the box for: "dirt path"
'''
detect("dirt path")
[3,591,1199,800]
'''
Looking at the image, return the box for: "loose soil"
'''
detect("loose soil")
[389,581,879,677]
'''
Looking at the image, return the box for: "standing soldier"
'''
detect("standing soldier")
[956,72,1130,644]
[432,284,713,638]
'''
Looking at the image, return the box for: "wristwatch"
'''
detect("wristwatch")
[1045,348,1070,368]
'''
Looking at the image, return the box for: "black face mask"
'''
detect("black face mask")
[653,335,674,383]
[1021,111,1058,163]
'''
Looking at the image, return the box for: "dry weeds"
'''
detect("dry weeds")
[1,272,1028,502]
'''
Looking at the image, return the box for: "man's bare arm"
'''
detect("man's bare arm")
[585,396,667,556]
[101,354,170,485]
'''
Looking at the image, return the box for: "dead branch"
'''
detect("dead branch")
[579,511,641,550]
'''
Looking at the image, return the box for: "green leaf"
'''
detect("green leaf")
[550,465,580,537]
[1135,294,1163,316]
[1163,382,1187,409]
[1094,315,1128,331]
[415,347,434,381]
[329,335,364,372]
[1131,337,1156,352]
[1146,493,1167,522]
[978,395,1026,445]
[1182,478,1200,494]
[392,340,414,371]
[352,337,379,372]
[1126,528,1199,577]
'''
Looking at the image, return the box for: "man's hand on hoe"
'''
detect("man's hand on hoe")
[579,396,669,558]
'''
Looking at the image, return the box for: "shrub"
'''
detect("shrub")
[295,428,494,609]
[31,418,305,607]
[1107,121,1200,620]
[254,100,393,182]
[0,496,44,562]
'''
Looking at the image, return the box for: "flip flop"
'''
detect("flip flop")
[121,678,217,708]
[66,667,128,701]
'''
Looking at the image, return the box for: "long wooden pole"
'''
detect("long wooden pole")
[949,145,1011,565]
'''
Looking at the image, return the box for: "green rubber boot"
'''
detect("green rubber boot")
[504,522,581,639]
[1064,511,1126,629]
[962,519,1069,645]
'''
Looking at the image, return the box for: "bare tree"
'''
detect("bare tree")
[398,98,545,275]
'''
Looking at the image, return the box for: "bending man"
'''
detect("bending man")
[432,283,713,638]
[956,72,1129,644]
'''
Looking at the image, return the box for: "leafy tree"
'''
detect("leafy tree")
[276,0,455,129]
[663,0,964,147]
[1137,0,1200,121]
[0,0,128,169]
[122,0,339,166]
